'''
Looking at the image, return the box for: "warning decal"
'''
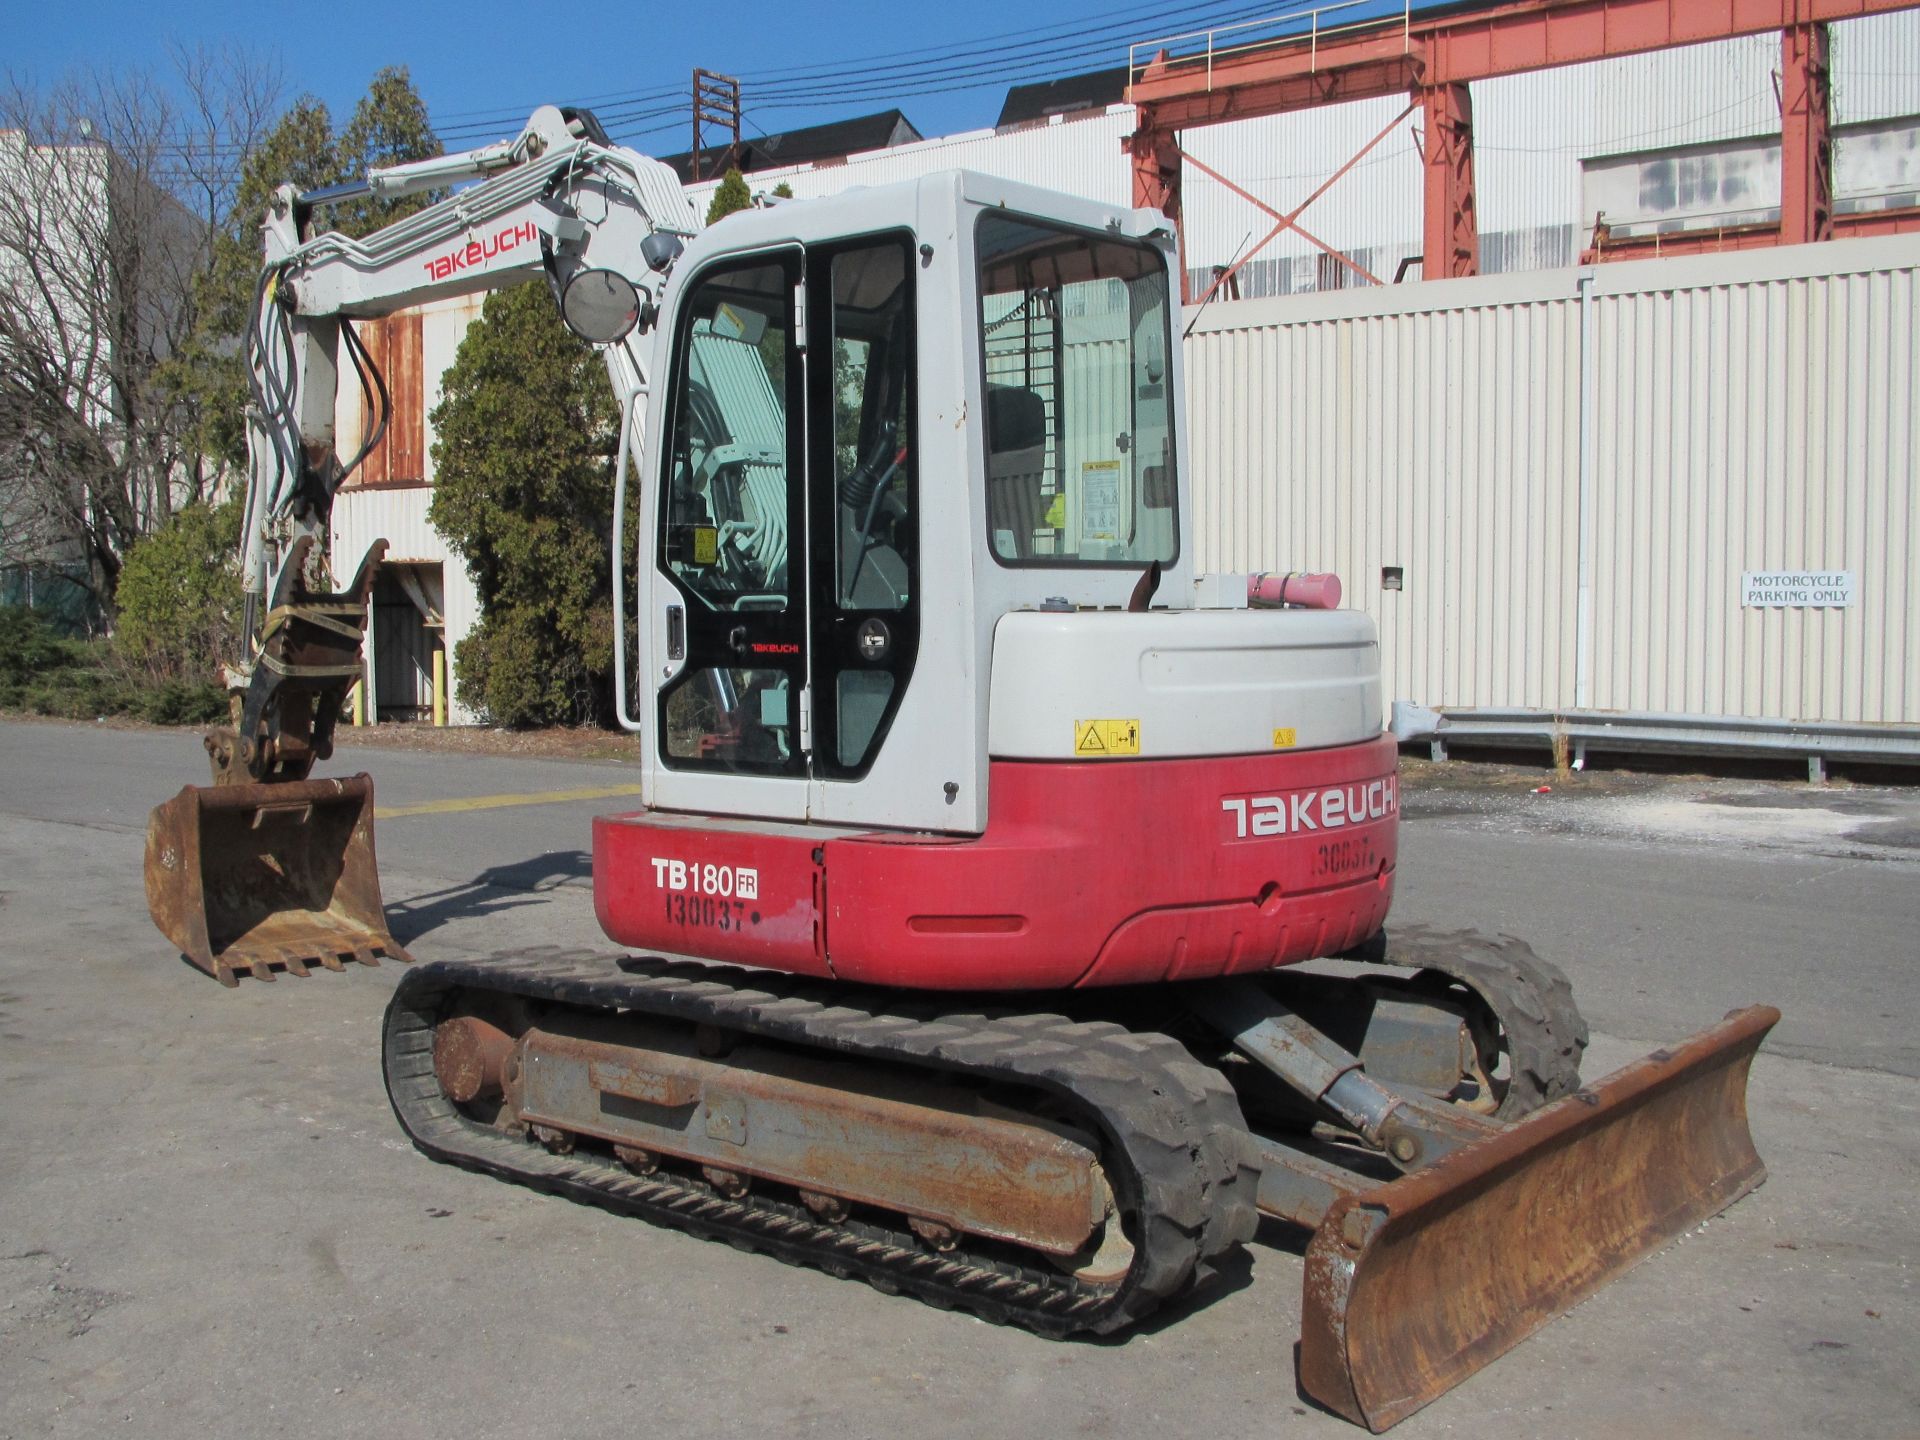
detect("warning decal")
[1080,460,1121,542]
[1074,718,1140,757]
[1272,727,1297,749]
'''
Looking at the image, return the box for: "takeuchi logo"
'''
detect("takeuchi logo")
[422,220,538,281]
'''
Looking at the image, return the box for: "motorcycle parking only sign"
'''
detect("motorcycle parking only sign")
[1741,571,1855,608]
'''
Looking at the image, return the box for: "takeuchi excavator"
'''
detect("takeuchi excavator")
[143,105,1778,1429]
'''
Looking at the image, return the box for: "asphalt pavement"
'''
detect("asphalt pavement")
[1,717,1915,1440]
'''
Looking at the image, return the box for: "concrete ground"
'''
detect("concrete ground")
[1,716,1915,1440]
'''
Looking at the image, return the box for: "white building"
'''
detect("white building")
[0,127,205,617]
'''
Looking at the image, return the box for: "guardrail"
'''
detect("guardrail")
[1390,703,1920,783]
[1127,1,1412,95]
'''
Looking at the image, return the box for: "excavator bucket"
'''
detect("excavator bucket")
[145,773,411,987]
[1299,1004,1779,1432]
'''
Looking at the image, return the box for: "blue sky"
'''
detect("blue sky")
[11,0,1419,152]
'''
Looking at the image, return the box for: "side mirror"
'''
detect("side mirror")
[559,268,641,344]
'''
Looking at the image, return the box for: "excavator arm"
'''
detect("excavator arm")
[226,103,694,781]
[146,105,698,985]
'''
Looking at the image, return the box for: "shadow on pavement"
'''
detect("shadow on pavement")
[386,850,592,946]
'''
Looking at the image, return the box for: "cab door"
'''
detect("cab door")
[804,235,918,800]
[649,250,812,821]
[649,235,923,829]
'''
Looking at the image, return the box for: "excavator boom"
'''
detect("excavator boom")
[144,106,696,986]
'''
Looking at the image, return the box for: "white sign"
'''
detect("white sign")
[1741,571,1855,608]
[1080,460,1121,543]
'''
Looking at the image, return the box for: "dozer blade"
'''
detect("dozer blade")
[145,773,412,987]
[1299,1004,1779,1432]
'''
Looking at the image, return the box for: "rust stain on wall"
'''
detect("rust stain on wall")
[346,309,426,488]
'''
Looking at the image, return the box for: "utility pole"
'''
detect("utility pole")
[691,70,741,182]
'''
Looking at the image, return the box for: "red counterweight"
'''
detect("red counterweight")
[594,735,1398,990]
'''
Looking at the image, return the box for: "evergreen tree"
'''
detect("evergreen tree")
[331,66,444,238]
[705,167,752,225]
[427,285,624,726]
[163,70,441,471]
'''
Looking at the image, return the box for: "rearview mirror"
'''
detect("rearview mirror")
[560,268,641,344]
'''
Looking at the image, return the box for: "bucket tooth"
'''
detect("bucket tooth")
[1298,1004,1779,1432]
[144,773,408,987]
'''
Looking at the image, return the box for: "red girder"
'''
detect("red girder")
[1583,207,1920,262]
[1781,23,1835,244]
[1127,0,1915,127]
[1126,0,1908,281]
[1421,84,1480,278]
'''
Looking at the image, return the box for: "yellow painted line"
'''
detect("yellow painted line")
[376,784,646,819]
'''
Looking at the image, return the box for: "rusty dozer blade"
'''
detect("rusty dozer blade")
[1299,1004,1780,1432]
[145,773,412,987]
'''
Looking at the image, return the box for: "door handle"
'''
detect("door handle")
[667,606,685,661]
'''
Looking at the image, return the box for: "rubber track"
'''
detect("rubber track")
[384,949,1260,1336]
[1370,926,1592,1117]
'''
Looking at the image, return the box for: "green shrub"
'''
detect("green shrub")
[706,168,753,225]
[0,604,226,724]
[115,497,244,684]
[0,605,71,703]
[133,677,228,725]
[429,283,624,727]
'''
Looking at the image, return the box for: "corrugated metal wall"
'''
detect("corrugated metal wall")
[1185,234,1920,725]
[333,486,478,723]
[333,291,486,723]
[1586,245,1918,722]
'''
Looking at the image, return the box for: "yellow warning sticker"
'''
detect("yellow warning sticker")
[692,527,719,566]
[1272,727,1298,749]
[1074,718,1140,757]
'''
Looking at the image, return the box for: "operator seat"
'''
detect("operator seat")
[986,385,1049,558]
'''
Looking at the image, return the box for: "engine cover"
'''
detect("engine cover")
[594,735,1398,990]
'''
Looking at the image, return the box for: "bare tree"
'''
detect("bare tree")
[0,54,277,608]
[165,43,285,240]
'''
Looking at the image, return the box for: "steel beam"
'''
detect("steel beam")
[1420,83,1480,279]
[1126,110,1186,299]
[1582,207,1920,262]
[1780,23,1834,245]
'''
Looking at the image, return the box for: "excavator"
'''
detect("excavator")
[143,105,1778,1430]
